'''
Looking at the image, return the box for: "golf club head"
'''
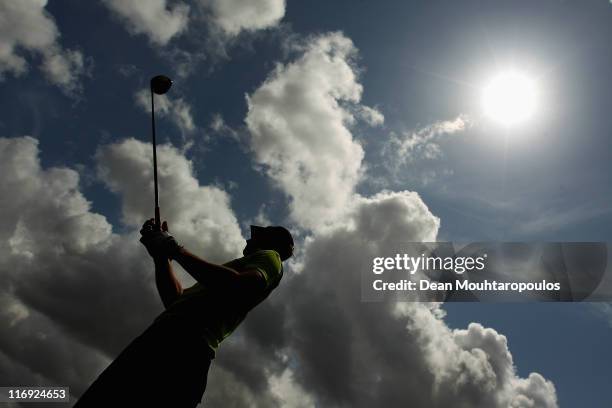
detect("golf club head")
[150,75,173,95]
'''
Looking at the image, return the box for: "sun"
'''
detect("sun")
[482,71,537,126]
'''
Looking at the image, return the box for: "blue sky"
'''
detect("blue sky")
[1,0,611,406]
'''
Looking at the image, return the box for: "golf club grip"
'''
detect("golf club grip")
[155,206,161,229]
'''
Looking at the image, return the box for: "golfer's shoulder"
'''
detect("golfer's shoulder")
[251,250,282,289]
[244,249,281,280]
[250,249,282,270]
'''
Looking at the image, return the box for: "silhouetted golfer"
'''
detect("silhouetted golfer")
[75,221,294,407]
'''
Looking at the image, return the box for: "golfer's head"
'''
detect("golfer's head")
[244,225,294,261]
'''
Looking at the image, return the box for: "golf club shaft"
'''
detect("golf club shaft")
[150,88,161,228]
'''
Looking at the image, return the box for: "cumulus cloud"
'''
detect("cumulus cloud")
[0,132,558,407]
[0,293,110,401]
[203,0,286,37]
[101,0,286,79]
[98,0,287,84]
[0,136,135,397]
[0,135,245,401]
[260,192,557,407]
[101,0,190,46]
[239,30,556,407]
[102,0,286,46]
[246,32,370,230]
[0,0,89,94]
[173,187,553,407]
[135,88,196,140]
[96,138,244,262]
[0,25,558,406]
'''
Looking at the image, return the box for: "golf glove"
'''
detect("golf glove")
[139,219,182,259]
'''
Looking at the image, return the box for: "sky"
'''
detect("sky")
[1,0,611,406]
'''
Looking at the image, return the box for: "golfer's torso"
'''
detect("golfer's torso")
[156,250,281,351]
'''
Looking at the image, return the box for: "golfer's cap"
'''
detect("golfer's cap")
[250,225,293,245]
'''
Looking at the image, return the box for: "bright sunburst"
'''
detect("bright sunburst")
[482,71,537,126]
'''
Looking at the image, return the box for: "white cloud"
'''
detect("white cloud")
[0,136,112,257]
[264,192,557,407]
[96,138,244,262]
[511,373,558,408]
[0,136,130,394]
[242,29,556,406]
[246,32,369,230]
[203,0,286,37]
[209,113,241,142]
[0,123,559,407]
[269,367,316,408]
[39,48,87,93]
[0,23,559,404]
[210,112,225,132]
[405,308,558,407]
[0,292,110,399]
[135,88,196,138]
[101,0,286,81]
[0,135,245,397]
[101,0,190,46]
[101,0,286,57]
[356,105,384,127]
[349,190,439,241]
[385,114,471,165]
[0,0,88,94]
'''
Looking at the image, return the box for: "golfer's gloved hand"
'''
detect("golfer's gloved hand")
[139,219,182,259]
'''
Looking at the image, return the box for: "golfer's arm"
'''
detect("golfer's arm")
[154,257,183,309]
[173,248,265,293]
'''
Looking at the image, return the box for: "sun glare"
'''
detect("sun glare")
[482,71,537,126]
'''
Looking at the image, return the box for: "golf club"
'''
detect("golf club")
[150,75,173,228]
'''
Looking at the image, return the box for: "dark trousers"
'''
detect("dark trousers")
[75,317,213,407]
